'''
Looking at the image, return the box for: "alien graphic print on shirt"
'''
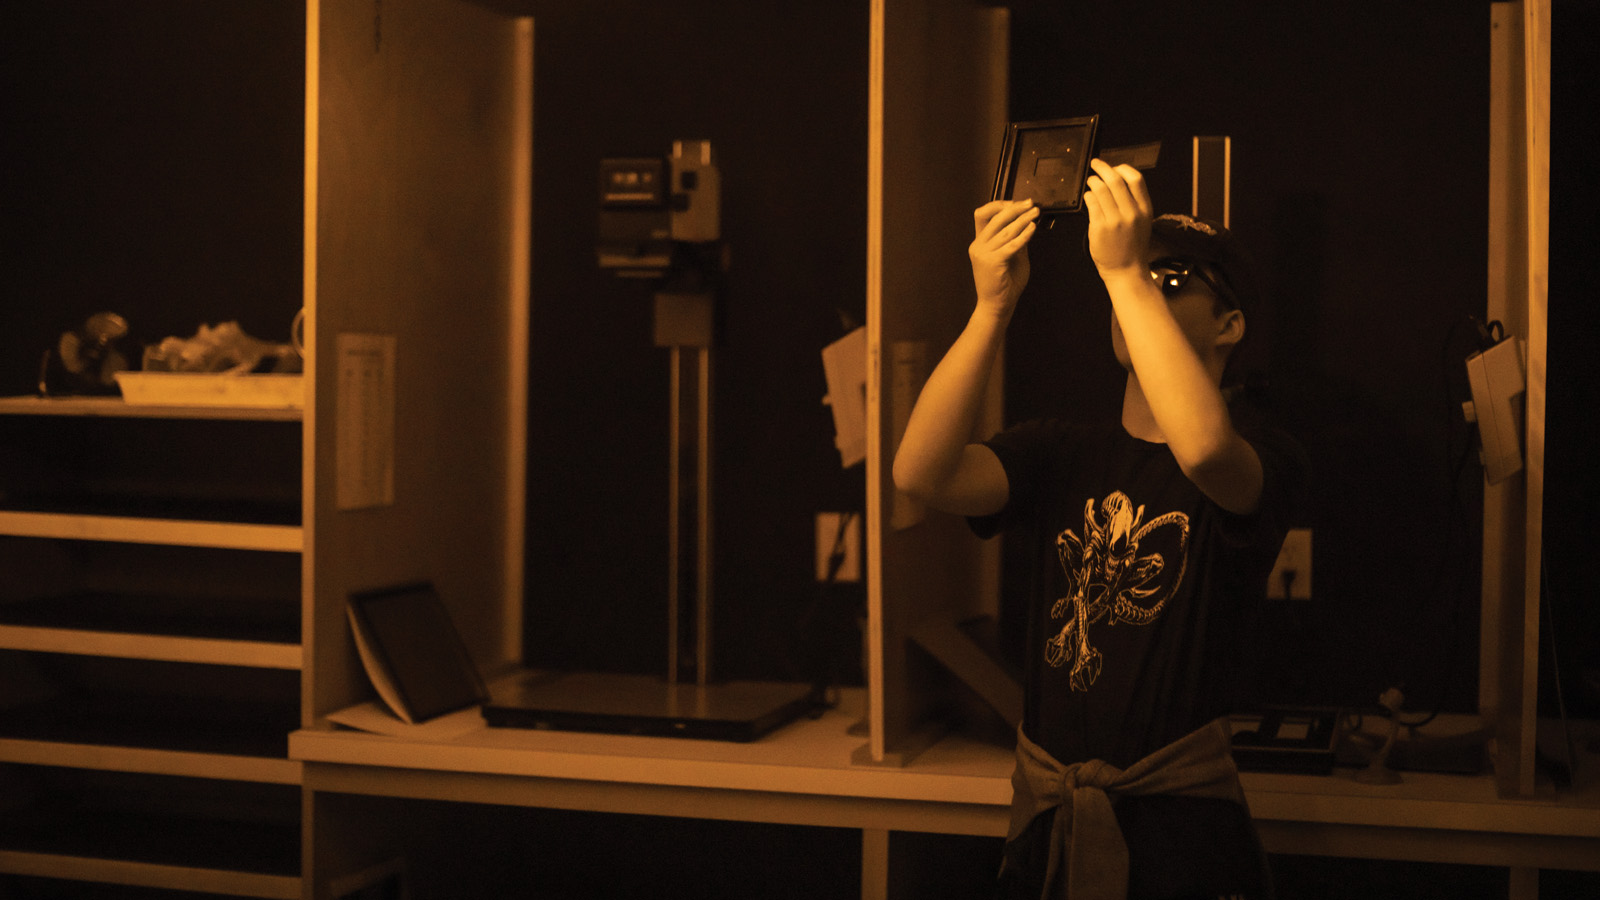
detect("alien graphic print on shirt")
[971,416,1304,770]
[1048,490,1190,693]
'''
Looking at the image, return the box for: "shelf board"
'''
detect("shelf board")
[0,592,301,669]
[0,807,300,899]
[0,395,301,422]
[298,686,1017,810]
[0,851,302,899]
[0,625,301,669]
[0,737,302,784]
[0,510,301,551]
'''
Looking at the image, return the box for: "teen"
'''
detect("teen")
[894,159,1306,899]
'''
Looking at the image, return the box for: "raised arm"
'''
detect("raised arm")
[1083,159,1263,514]
[891,199,1040,517]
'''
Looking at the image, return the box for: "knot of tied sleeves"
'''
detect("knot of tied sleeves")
[1007,719,1247,900]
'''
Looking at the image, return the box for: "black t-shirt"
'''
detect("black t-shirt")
[972,414,1307,770]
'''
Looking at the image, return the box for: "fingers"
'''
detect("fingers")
[970,200,1037,310]
[1084,159,1151,273]
[973,200,1009,230]
[975,199,1038,241]
[973,200,1009,236]
[1082,187,1103,222]
[969,200,1038,270]
[999,218,1038,255]
[997,203,1040,246]
[1085,159,1151,221]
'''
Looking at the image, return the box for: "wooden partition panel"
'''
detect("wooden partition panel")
[304,0,531,723]
[1514,0,1551,800]
[865,0,1008,763]
[1482,0,1550,799]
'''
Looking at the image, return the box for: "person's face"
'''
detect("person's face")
[1110,246,1242,373]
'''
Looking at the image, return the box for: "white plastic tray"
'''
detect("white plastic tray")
[114,372,304,409]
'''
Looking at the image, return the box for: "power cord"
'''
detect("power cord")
[1396,313,1504,727]
[791,511,862,716]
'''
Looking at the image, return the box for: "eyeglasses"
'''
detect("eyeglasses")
[1149,256,1237,309]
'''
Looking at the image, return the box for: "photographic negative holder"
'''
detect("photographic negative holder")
[991,115,1160,220]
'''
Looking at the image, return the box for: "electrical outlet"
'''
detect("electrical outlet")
[815,512,861,583]
[1268,528,1312,600]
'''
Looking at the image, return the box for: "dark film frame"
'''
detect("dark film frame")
[989,115,1100,216]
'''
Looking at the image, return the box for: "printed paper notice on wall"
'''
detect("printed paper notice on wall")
[337,333,396,511]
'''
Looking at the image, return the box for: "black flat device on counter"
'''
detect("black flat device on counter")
[483,670,823,743]
[1229,707,1341,775]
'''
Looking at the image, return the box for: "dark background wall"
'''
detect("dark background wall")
[1541,0,1599,722]
[1002,0,1496,715]
[1,1,305,389]
[998,0,1596,719]
[510,1,871,686]
[515,0,1595,720]
[3,0,1589,719]
[514,0,1490,715]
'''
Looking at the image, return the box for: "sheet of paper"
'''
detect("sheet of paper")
[336,333,396,510]
[821,327,867,468]
[326,700,486,741]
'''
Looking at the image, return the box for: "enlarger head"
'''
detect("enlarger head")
[597,140,721,278]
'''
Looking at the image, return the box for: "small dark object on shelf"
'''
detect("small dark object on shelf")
[38,311,135,397]
[1230,707,1342,775]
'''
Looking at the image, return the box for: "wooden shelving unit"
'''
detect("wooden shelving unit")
[0,772,303,899]
[0,1,530,897]
[0,590,302,668]
[1,401,309,897]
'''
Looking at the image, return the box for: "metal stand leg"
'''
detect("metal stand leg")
[667,344,714,686]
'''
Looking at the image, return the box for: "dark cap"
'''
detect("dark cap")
[1150,213,1258,313]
